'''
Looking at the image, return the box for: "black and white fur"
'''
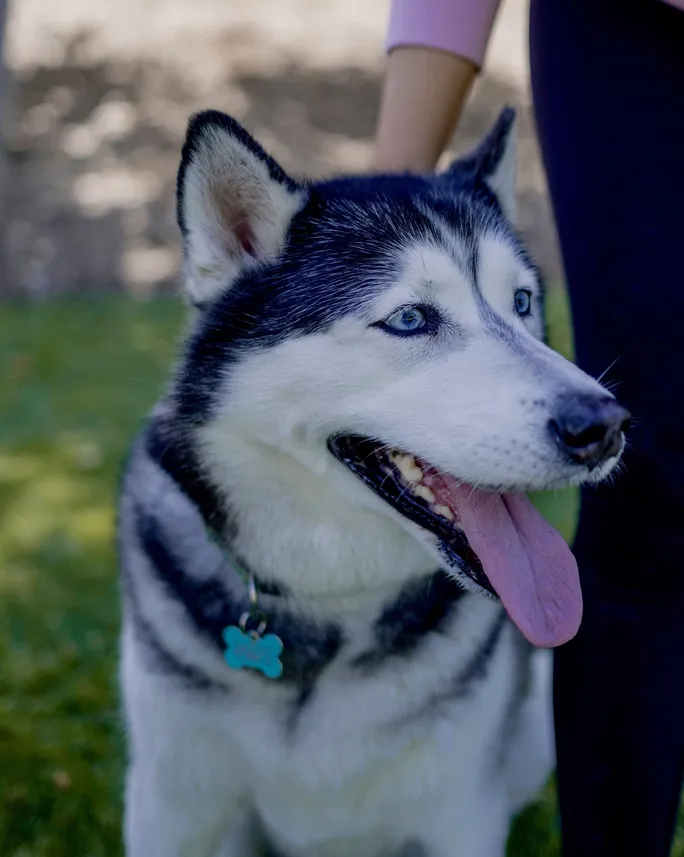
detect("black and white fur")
[119,109,623,857]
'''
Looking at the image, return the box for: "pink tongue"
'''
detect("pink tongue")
[432,480,582,647]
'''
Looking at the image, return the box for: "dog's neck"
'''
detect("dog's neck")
[151,413,436,604]
[206,430,437,602]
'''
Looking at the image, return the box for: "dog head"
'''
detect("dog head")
[171,109,629,647]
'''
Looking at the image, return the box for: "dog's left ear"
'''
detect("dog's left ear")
[177,110,306,307]
[442,107,517,223]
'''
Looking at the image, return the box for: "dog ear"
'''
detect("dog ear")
[443,107,517,223]
[176,110,306,307]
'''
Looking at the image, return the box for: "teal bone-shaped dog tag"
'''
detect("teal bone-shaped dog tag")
[222,625,284,679]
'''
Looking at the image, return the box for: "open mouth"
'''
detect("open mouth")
[328,434,583,649]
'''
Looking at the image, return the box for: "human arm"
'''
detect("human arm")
[373,0,502,172]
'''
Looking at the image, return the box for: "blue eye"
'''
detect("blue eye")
[383,306,428,334]
[514,289,532,316]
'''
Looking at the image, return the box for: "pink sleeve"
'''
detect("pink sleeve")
[386,0,502,67]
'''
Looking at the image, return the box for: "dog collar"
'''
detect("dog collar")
[143,416,345,686]
[206,532,285,679]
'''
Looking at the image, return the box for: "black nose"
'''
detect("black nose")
[550,395,630,467]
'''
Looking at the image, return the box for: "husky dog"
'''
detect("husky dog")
[118,107,629,857]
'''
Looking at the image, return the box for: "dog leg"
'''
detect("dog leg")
[124,760,251,857]
[410,785,511,857]
[122,640,250,857]
[503,648,555,814]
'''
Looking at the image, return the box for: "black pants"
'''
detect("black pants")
[529,0,684,853]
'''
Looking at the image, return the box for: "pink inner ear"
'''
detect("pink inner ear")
[233,216,257,258]
[213,185,259,259]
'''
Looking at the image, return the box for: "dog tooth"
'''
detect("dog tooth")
[394,455,424,484]
[433,504,455,521]
[413,484,436,503]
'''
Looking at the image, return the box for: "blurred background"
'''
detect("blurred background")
[1,0,560,297]
[0,1,680,856]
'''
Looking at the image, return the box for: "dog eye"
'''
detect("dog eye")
[514,289,532,316]
[382,306,428,335]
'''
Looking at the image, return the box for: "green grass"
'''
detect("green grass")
[0,298,183,857]
[0,292,680,856]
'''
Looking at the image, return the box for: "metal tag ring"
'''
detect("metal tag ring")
[238,609,268,638]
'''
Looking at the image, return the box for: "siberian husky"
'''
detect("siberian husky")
[118,107,629,857]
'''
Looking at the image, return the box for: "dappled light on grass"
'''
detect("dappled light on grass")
[0,297,182,857]
[1,447,111,557]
